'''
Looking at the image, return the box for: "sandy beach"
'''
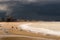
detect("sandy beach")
[0,21,60,40]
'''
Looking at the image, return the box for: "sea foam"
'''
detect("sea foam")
[18,23,60,36]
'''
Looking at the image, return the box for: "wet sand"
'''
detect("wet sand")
[1,37,34,40]
[1,37,51,40]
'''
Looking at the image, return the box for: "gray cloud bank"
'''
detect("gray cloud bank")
[0,0,60,3]
[0,0,60,21]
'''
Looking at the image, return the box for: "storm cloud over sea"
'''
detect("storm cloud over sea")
[0,0,60,21]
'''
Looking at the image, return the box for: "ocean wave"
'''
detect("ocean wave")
[18,23,60,36]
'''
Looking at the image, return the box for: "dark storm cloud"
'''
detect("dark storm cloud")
[0,0,60,21]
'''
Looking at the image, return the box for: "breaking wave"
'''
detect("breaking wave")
[18,23,60,36]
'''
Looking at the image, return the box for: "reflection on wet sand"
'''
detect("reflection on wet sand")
[1,37,56,40]
[1,37,34,40]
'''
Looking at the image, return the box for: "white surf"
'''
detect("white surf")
[18,23,60,36]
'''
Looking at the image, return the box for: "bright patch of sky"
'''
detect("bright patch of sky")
[0,4,8,11]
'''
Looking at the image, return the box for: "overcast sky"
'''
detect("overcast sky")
[0,0,52,1]
[0,0,60,21]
